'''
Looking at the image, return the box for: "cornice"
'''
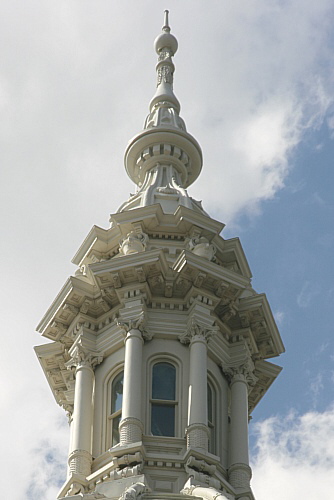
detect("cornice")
[238,293,285,357]
[72,225,118,267]
[173,249,250,290]
[216,237,252,280]
[36,276,96,334]
[249,359,283,413]
[111,204,224,237]
[89,248,169,277]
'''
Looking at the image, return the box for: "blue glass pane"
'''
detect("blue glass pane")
[111,371,123,413]
[151,404,175,436]
[152,362,176,400]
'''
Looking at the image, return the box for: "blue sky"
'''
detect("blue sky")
[1,1,334,499]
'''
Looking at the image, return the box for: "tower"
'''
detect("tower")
[35,12,284,500]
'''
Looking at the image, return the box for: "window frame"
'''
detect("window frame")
[107,368,124,449]
[148,357,180,438]
[207,377,217,454]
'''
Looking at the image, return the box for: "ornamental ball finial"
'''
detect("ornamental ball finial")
[154,10,178,55]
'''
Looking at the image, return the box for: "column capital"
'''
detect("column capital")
[116,312,152,341]
[65,343,103,372]
[222,359,257,388]
[179,318,219,345]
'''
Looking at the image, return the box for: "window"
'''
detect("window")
[207,380,216,454]
[109,370,123,447]
[151,362,176,437]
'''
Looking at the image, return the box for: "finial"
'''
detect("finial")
[121,13,203,213]
[162,10,170,32]
[154,11,178,55]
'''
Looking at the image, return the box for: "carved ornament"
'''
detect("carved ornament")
[119,230,149,256]
[119,482,146,500]
[187,236,216,261]
[222,359,258,388]
[179,319,219,345]
[116,312,152,341]
[65,344,103,372]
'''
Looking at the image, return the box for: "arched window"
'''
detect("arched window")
[151,362,176,437]
[207,380,216,454]
[109,370,123,447]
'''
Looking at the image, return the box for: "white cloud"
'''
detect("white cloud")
[297,281,321,308]
[274,311,285,326]
[1,0,334,226]
[0,1,334,499]
[309,372,324,408]
[311,191,327,207]
[251,407,334,500]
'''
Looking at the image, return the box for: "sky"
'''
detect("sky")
[1,1,334,499]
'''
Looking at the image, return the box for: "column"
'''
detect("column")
[117,312,149,445]
[180,319,218,450]
[224,361,257,493]
[66,344,103,478]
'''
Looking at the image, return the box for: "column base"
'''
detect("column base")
[68,448,92,478]
[228,463,252,491]
[186,423,209,450]
[119,417,143,445]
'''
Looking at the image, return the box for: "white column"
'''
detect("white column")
[117,313,148,445]
[180,319,218,450]
[188,333,208,426]
[66,345,103,478]
[225,361,256,493]
[229,373,249,466]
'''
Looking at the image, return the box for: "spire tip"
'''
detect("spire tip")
[163,10,170,32]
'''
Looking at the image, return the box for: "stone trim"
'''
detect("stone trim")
[119,417,144,445]
[68,448,92,478]
[186,422,210,450]
[228,463,252,491]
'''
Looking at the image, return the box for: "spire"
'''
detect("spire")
[120,12,204,215]
[146,9,182,125]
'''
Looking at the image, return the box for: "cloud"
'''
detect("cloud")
[26,442,67,500]
[311,191,327,207]
[251,407,334,500]
[1,0,334,227]
[0,2,334,499]
[297,281,321,308]
[309,372,324,408]
[274,311,285,326]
